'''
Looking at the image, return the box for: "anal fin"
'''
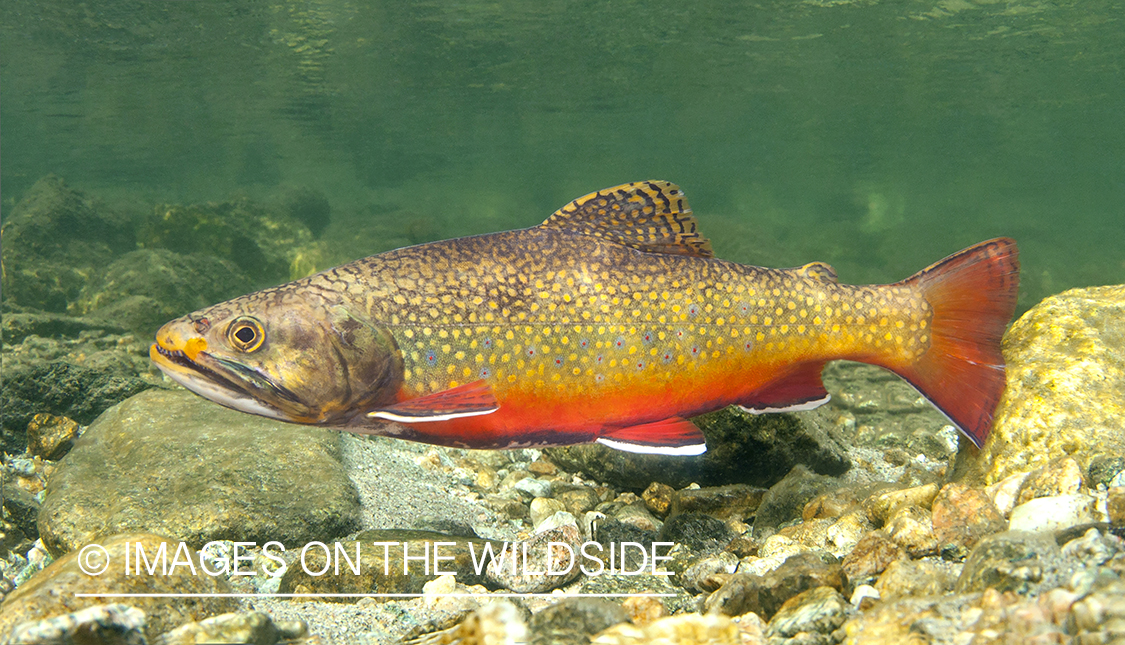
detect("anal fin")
[596,417,707,456]
[368,380,499,423]
[738,363,831,414]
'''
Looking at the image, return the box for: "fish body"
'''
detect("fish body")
[151,181,1019,454]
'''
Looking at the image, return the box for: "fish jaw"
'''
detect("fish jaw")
[150,324,296,422]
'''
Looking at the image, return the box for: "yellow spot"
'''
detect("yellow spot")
[455,351,465,360]
[404,329,414,339]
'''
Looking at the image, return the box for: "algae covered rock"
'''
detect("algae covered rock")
[0,361,154,454]
[1,175,135,313]
[956,285,1125,485]
[139,198,324,284]
[74,248,255,336]
[37,389,360,556]
[544,405,850,490]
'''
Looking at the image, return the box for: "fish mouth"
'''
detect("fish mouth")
[150,334,304,422]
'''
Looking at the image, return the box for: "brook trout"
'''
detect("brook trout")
[151,181,1019,455]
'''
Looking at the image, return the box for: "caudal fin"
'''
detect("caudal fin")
[894,238,1019,448]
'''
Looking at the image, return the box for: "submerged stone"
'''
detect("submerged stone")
[956,285,1125,485]
[37,388,360,556]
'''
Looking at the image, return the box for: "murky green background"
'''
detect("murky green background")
[3,0,1122,310]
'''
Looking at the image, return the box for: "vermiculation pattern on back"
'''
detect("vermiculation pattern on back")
[302,182,933,409]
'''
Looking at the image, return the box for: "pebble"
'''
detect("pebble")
[883,505,938,557]
[24,414,81,461]
[513,477,553,499]
[154,611,308,645]
[485,523,583,593]
[641,482,676,517]
[840,532,903,585]
[7,604,145,645]
[874,558,953,601]
[530,497,566,529]
[766,585,851,639]
[670,484,765,521]
[589,613,742,645]
[704,551,846,619]
[984,471,1030,518]
[1015,457,1085,506]
[536,510,579,534]
[955,530,1060,594]
[621,595,666,626]
[680,551,739,593]
[657,513,736,555]
[863,483,939,524]
[528,597,631,644]
[1008,494,1103,534]
[930,482,1006,554]
[1108,487,1125,527]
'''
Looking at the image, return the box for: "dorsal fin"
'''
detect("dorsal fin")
[795,261,839,283]
[540,181,713,258]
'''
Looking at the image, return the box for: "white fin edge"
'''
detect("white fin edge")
[739,394,831,415]
[596,437,707,456]
[367,407,499,423]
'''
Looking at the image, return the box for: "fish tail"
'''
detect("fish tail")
[891,238,1020,448]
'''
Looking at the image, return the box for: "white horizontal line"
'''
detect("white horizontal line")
[74,592,677,598]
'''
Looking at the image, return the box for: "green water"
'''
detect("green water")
[3,0,1123,309]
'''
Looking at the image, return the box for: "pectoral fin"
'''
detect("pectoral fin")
[368,380,499,422]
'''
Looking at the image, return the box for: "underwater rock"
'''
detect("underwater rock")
[486,524,583,593]
[766,585,851,641]
[704,551,847,620]
[277,186,331,238]
[0,360,153,455]
[139,198,323,284]
[1,175,135,314]
[75,249,255,337]
[543,405,849,490]
[527,597,631,645]
[37,389,360,556]
[0,533,237,642]
[25,413,82,461]
[754,465,841,532]
[930,483,1006,555]
[874,558,954,602]
[840,532,903,585]
[1,304,126,345]
[154,611,308,645]
[669,484,765,522]
[657,513,736,555]
[956,285,1125,485]
[955,531,1060,594]
[6,603,146,645]
[588,612,743,645]
[413,601,529,645]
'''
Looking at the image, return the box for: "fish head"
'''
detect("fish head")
[150,294,401,425]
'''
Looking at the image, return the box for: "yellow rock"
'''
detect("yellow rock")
[956,285,1125,485]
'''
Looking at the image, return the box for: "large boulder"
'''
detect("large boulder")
[37,389,361,556]
[955,285,1125,485]
[0,175,135,313]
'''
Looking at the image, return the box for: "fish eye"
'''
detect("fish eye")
[227,317,265,352]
